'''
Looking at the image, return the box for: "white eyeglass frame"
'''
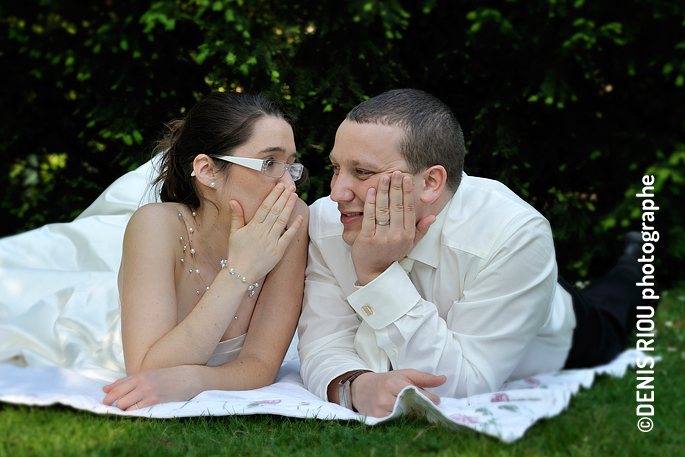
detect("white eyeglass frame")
[191,155,304,180]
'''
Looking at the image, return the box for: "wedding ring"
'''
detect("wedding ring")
[375,220,390,226]
[135,402,140,410]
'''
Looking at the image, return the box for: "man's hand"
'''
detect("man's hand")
[351,172,435,285]
[351,370,446,417]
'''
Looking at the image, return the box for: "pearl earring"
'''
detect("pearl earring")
[210,182,216,188]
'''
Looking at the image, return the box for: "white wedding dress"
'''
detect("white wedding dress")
[0,160,160,372]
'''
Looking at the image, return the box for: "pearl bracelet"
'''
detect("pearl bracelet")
[220,259,259,297]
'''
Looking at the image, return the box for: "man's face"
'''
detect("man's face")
[329,120,416,245]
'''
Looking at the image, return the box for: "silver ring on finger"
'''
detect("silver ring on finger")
[135,402,140,410]
[375,220,390,226]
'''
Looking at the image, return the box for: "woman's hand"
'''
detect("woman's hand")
[102,365,202,411]
[226,183,304,280]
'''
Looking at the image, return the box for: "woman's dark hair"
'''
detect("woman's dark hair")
[153,91,294,209]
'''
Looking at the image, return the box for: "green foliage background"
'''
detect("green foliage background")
[1,0,683,287]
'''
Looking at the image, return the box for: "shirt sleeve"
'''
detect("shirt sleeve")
[347,214,558,398]
[297,237,370,401]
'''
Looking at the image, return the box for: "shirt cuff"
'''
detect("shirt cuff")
[347,261,421,330]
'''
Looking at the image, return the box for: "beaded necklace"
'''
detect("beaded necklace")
[176,209,260,322]
[178,210,211,297]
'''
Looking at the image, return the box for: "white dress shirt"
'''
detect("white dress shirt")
[298,174,576,401]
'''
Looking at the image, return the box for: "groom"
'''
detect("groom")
[297,88,648,417]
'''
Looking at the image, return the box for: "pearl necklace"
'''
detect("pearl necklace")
[178,210,212,297]
[177,210,259,321]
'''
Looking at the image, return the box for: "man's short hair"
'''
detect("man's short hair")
[346,89,465,192]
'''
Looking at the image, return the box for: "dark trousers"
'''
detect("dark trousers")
[561,255,657,369]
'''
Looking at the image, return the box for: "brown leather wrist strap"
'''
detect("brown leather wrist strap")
[339,370,372,412]
[340,369,371,384]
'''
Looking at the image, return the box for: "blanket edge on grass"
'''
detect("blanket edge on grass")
[0,349,645,443]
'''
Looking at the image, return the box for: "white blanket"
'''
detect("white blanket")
[0,160,641,443]
[0,351,641,443]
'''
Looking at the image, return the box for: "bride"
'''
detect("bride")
[97,91,308,410]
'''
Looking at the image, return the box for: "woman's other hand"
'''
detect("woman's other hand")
[102,365,202,411]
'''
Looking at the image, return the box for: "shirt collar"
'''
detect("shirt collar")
[406,197,451,269]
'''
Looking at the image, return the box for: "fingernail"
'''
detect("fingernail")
[404,176,411,185]
[382,176,390,185]
[276,183,285,191]
[395,172,402,181]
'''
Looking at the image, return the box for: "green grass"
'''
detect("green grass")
[2,286,683,457]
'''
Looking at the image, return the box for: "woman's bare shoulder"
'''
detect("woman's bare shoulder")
[132,202,183,219]
[293,198,309,223]
[120,203,183,288]
[128,203,183,227]
[125,203,185,243]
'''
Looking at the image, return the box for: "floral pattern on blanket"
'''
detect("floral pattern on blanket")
[248,400,282,408]
[449,414,480,424]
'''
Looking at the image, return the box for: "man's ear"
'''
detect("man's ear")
[419,165,447,204]
[192,154,217,189]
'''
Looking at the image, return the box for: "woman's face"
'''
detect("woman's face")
[219,116,298,223]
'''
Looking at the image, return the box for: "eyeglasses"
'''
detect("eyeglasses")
[191,156,305,180]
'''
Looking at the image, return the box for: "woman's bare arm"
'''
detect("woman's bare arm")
[118,203,246,374]
[119,185,303,375]
[194,198,309,390]
[104,200,308,410]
